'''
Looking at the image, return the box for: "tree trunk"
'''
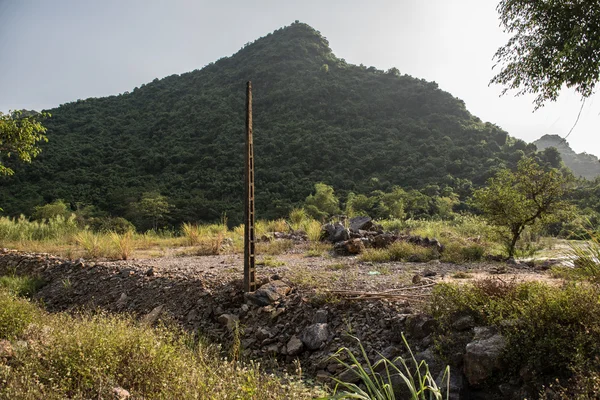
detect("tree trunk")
[508,227,522,258]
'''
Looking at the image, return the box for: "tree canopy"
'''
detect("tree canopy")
[0,111,49,175]
[491,0,600,108]
[472,157,573,257]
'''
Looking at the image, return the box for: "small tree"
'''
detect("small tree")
[133,192,172,231]
[0,110,50,175]
[472,157,573,258]
[304,183,340,221]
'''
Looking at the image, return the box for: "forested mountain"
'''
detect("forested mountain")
[533,134,600,180]
[1,22,540,226]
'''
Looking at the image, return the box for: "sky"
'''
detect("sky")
[1,0,598,157]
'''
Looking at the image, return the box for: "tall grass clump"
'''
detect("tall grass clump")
[75,230,106,258]
[109,231,134,260]
[325,334,449,400]
[566,234,600,282]
[0,290,321,399]
[0,214,80,242]
[181,222,202,245]
[304,219,323,242]
[290,207,308,230]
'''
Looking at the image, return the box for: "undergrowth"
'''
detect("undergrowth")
[0,288,321,399]
[430,279,600,396]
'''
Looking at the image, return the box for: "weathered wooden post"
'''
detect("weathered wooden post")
[244,81,257,292]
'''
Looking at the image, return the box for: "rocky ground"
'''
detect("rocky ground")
[0,244,564,399]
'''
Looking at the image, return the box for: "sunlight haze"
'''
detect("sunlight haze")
[1,0,598,156]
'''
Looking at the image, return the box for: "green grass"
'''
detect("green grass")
[0,287,321,399]
[0,275,45,297]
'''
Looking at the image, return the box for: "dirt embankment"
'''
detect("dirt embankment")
[0,248,561,399]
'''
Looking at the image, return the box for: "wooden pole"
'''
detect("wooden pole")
[244,81,256,292]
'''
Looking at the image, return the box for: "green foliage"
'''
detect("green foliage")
[324,334,449,400]
[492,0,600,108]
[131,192,172,231]
[0,215,79,242]
[431,280,600,391]
[305,183,340,221]
[31,199,72,221]
[0,290,41,339]
[472,157,573,257]
[0,110,49,176]
[0,275,45,298]
[0,23,536,227]
[0,291,318,399]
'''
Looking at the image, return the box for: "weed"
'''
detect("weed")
[324,334,449,400]
[326,263,350,271]
[256,257,285,267]
[0,275,45,297]
[109,231,134,260]
[257,239,294,255]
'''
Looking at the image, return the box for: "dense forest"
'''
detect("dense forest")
[0,22,586,228]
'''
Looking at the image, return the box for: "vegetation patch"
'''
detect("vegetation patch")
[430,279,600,396]
[0,288,320,399]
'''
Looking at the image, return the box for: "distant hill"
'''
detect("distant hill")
[0,22,537,226]
[534,134,600,179]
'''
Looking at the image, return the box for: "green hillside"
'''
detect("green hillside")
[533,134,600,180]
[1,22,538,227]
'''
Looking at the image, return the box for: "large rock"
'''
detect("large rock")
[323,222,350,243]
[334,238,365,255]
[405,314,436,339]
[301,323,329,350]
[463,328,507,386]
[218,314,239,331]
[245,281,291,306]
[286,335,305,356]
[349,216,374,232]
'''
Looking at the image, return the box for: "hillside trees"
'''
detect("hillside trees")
[472,157,573,257]
[492,0,600,108]
[0,111,49,176]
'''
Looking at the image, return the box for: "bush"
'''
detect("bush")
[430,280,600,392]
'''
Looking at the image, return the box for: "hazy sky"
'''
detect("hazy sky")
[1,0,598,156]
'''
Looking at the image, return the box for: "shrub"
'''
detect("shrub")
[0,290,40,339]
[109,231,134,260]
[430,280,600,392]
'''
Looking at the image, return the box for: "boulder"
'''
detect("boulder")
[301,323,329,351]
[323,222,350,243]
[217,314,240,331]
[313,309,328,324]
[372,233,396,248]
[349,216,374,232]
[112,387,131,400]
[463,328,507,386]
[334,238,365,255]
[245,281,291,306]
[405,314,436,339]
[141,305,164,325]
[286,335,305,356]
